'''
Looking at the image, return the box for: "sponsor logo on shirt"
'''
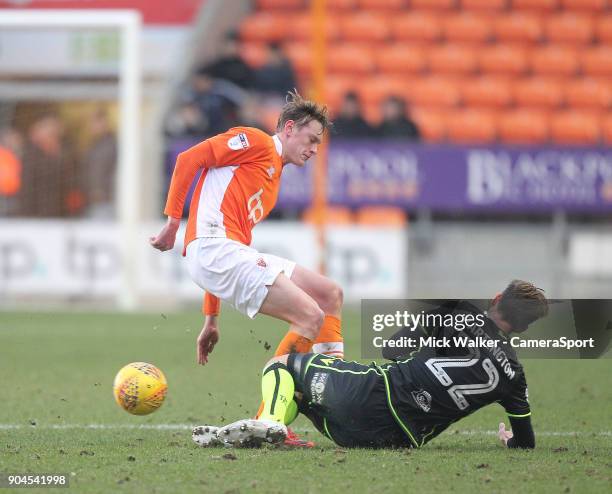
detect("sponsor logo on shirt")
[310,372,329,404]
[227,133,250,150]
[411,389,433,412]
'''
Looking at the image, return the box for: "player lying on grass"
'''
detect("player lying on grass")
[150,92,342,446]
[192,280,548,449]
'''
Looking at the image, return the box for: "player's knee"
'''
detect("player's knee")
[320,281,343,314]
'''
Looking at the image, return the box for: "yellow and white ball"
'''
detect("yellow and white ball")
[113,362,168,415]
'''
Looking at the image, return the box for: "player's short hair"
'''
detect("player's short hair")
[276,90,331,133]
[497,280,549,332]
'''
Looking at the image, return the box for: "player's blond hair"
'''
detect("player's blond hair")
[498,280,549,332]
[276,90,331,132]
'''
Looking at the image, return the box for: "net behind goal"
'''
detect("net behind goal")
[0,10,146,309]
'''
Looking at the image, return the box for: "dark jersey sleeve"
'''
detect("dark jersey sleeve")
[507,416,535,449]
[499,371,531,418]
[500,370,535,448]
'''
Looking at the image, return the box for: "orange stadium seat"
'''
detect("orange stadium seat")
[327,0,357,9]
[561,0,608,12]
[498,109,549,143]
[603,115,612,143]
[356,207,408,227]
[410,0,456,9]
[339,13,390,42]
[513,77,564,109]
[289,15,341,40]
[582,47,612,77]
[565,79,612,110]
[461,77,513,108]
[442,13,492,43]
[240,13,292,43]
[240,43,268,68]
[284,43,312,73]
[595,16,612,42]
[530,46,579,76]
[356,75,411,106]
[550,111,601,144]
[411,108,447,141]
[545,14,594,45]
[359,0,407,9]
[256,0,304,9]
[479,45,528,75]
[302,207,353,225]
[410,77,461,107]
[494,13,543,43]
[447,110,497,142]
[376,44,427,73]
[328,45,375,73]
[460,0,508,10]
[390,12,442,42]
[512,0,559,11]
[429,44,478,74]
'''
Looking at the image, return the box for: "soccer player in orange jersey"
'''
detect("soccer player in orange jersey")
[150,93,344,443]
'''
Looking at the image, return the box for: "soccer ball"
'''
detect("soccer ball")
[113,362,168,415]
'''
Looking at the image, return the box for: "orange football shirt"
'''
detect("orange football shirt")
[164,126,285,315]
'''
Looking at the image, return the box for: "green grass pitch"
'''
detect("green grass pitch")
[1,309,610,493]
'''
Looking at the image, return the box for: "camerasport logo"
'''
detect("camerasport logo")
[411,389,432,412]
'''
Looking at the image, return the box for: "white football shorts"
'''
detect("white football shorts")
[186,237,296,318]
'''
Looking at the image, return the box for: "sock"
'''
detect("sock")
[259,362,295,424]
[312,315,344,358]
[273,330,314,356]
[255,332,313,419]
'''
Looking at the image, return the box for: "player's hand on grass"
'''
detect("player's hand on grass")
[149,216,180,251]
[197,316,220,365]
[498,422,513,447]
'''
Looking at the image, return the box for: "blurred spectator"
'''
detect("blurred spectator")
[238,95,267,131]
[169,68,245,138]
[0,126,23,216]
[376,96,420,140]
[332,92,375,138]
[19,113,83,217]
[204,32,254,90]
[165,101,209,139]
[254,43,297,97]
[83,109,117,218]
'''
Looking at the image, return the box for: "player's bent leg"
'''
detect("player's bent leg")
[290,265,343,317]
[290,266,345,358]
[259,273,324,343]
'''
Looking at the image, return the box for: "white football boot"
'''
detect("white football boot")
[192,425,223,447]
[216,419,288,448]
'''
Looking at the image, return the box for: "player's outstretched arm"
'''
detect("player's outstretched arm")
[498,419,535,449]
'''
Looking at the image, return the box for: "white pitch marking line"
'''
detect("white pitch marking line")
[0,424,610,437]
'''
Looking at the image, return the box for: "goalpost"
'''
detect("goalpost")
[0,10,142,310]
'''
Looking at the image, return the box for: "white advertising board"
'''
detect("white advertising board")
[0,220,407,305]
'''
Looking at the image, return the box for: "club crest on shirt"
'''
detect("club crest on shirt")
[411,389,432,412]
[267,166,275,178]
[256,257,267,268]
[227,133,250,150]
